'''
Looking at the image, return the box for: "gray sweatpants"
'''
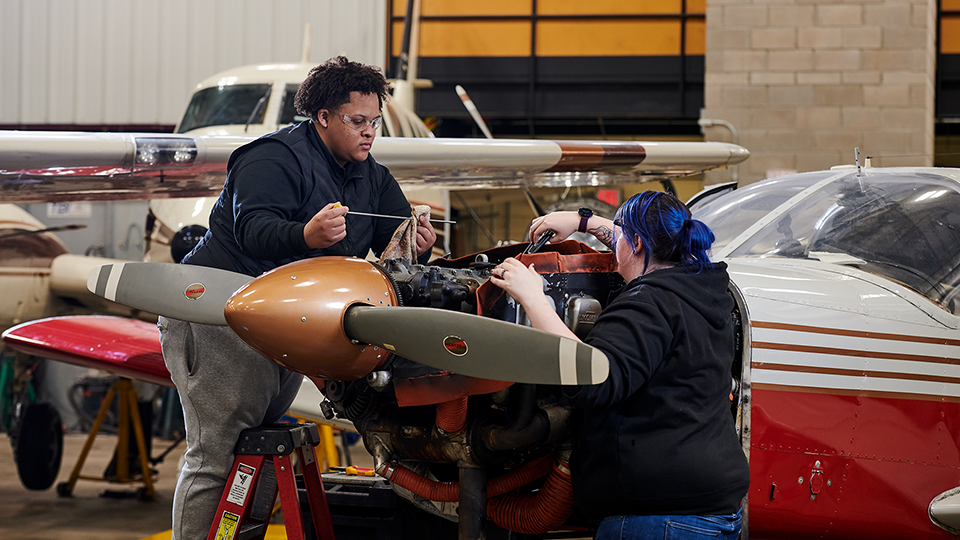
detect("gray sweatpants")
[158,316,303,540]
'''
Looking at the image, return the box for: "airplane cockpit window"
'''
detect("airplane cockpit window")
[177,84,272,133]
[278,83,309,125]
[728,172,960,313]
[693,171,832,253]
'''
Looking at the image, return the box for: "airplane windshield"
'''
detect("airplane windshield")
[279,83,309,125]
[725,171,960,313]
[177,84,272,133]
[693,171,833,253]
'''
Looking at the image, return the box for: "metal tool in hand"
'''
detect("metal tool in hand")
[346,210,455,224]
[333,203,455,224]
[523,230,556,254]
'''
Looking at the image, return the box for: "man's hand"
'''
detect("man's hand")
[304,202,348,249]
[415,214,437,256]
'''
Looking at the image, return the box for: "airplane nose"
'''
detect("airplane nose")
[223,257,399,380]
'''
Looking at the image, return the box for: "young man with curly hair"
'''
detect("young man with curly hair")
[159,56,436,539]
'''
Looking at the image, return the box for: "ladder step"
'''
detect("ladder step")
[236,521,267,540]
[236,424,321,455]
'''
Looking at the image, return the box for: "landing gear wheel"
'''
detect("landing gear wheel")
[56,481,73,497]
[15,402,63,490]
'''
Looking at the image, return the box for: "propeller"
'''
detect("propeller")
[86,262,252,326]
[87,258,610,385]
[343,305,608,385]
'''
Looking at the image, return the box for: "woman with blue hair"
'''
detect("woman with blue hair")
[491,191,750,540]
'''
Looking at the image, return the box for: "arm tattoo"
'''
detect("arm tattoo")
[589,225,614,250]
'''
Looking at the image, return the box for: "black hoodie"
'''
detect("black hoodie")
[184,120,414,276]
[564,262,750,520]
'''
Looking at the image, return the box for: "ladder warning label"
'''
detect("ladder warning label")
[215,511,239,540]
[226,463,256,506]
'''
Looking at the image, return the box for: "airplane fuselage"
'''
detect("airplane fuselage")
[728,258,960,538]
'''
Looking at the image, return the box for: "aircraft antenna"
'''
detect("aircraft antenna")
[854,147,865,192]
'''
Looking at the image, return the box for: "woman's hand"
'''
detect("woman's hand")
[303,202,348,249]
[490,258,549,308]
[529,212,580,243]
[530,211,616,250]
[490,257,580,340]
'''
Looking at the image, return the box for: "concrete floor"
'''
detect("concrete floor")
[0,432,182,540]
[1,431,590,540]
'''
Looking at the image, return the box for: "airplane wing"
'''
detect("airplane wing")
[2,315,171,388]
[0,131,749,203]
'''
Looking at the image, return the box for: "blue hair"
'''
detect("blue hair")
[616,191,715,274]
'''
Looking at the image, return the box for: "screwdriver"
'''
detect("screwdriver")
[332,203,456,224]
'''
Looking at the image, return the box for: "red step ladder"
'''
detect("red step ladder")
[207,423,336,540]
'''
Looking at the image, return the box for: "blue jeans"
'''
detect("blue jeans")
[596,510,742,540]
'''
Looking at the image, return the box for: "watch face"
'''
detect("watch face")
[579,207,593,218]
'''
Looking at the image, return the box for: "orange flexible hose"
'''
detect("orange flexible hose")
[486,460,576,534]
[384,453,555,503]
[435,397,469,433]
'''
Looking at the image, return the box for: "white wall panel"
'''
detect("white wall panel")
[274,1,305,62]
[75,0,105,124]
[103,0,133,124]
[216,0,245,75]
[158,0,190,123]
[48,0,77,123]
[0,0,388,126]
[188,0,218,96]
[20,1,49,123]
[0,1,22,121]
[243,0,273,65]
[131,0,161,122]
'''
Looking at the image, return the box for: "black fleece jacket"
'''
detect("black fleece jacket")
[564,262,750,520]
[184,120,413,276]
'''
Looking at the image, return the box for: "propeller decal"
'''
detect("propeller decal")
[443,336,468,356]
[184,283,205,300]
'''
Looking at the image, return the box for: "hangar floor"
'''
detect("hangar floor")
[2,432,591,540]
[0,432,182,540]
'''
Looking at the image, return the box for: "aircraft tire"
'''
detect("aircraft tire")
[15,402,64,490]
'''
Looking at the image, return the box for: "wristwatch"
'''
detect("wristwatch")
[577,207,594,233]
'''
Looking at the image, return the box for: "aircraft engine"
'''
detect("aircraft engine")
[227,244,623,531]
[94,242,621,532]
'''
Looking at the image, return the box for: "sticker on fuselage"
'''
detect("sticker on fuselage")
[214,511,240,540]
[184,282,205,300]
[225,463,256,506]
[443,335,468,356]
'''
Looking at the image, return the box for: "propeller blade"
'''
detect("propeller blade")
[87,262,252,325]
[343,305,608,385]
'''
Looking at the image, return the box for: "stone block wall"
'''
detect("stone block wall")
[702,0,936,185]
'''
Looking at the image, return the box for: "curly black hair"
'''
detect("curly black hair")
[294,56,389,121]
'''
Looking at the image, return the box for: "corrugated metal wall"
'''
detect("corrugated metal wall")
[0,0,386,127]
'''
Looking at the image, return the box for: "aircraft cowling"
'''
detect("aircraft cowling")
[223,256,399,380]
